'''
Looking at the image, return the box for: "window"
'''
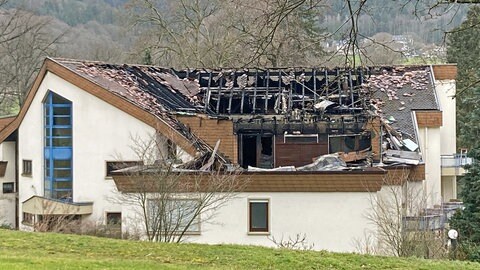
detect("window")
[328,134,371,153]
[249,199,269,233]
[106,161,143,177]
[22,212,34,225]
[44,91,73,200]
[106,212,122,226]
[147,199,200,233]
[284,134,319,143]
[239,133,274,169]
[22,160,32,176]
[2,182,14,193]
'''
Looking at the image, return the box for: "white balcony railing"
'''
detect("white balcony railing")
[441,154,473,168]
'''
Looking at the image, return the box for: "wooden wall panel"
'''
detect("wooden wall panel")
[112,169,386,193]
[415,111,443,127]
[275,143,328,167]
[177,115,237,163]
[0,117,15,132]
[432,65,457,80]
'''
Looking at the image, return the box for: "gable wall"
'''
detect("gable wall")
[177,116,237,163]
[0,141,16,227]
[17,71,160,227]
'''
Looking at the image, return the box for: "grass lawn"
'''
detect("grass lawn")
[0,229,479,269]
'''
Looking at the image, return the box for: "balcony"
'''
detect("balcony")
[441,153,472,176]
[402,202,464,232]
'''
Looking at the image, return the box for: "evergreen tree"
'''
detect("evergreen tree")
[447,6,480,150]
[448,6,480,261]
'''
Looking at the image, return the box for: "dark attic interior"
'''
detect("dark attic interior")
[61,59,435,171]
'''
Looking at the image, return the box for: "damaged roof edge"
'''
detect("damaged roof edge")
[411,110,423,162]
[429,65,441,112]
[0,58,209,159]
[49,58,215,158]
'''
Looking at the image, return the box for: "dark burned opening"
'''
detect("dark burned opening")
[259,136,273,168]
[239,132,274,169]
[328,134,371,153]
[241,134,257,168]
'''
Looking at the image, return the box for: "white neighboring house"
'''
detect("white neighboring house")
[0,58,462,252]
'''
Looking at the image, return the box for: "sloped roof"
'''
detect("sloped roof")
[0,58,447,165]
[0,116,15,132]
[367,66,439,143]
[0,58,219,161]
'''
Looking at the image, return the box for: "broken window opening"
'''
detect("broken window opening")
[328,134,371,154]
[239,133,274,169]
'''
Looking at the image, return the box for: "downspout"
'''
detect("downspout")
[424,126,429,205]
[15,133,19,229]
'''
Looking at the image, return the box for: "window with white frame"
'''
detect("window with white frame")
[248,199,269,233]
[147,199,200,233]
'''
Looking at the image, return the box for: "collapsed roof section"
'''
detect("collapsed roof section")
[56,59,216,161]
[54,58,439,169]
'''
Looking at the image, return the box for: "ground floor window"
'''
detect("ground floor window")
[105,212,122,238]
[248,199,269,233]
[147,199,201,233]
[22,212,34,225]
[106,212,122,226]
[2,182,14,193]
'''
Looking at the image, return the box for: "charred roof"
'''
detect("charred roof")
[54,58,439,153]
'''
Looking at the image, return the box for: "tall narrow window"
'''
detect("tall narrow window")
[248,199,269,233]
[44,92,72,200]
[22,160,32,176]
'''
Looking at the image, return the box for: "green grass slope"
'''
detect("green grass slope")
[0,229,478,269]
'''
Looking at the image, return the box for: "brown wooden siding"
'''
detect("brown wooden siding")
[384,164,425,184]
[432,65,457,80]
[415,111,443,127]
[365,116,381,161]
[177,115,237,163]
[275,138,328,167]
[112,169,387,193]
[0,116,15,132]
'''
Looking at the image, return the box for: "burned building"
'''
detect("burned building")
[0,58,463,252]
[63,61,436,170]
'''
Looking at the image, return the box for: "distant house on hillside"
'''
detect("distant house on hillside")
[0,58,464,252]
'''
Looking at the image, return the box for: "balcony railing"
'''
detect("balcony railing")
[402,202,464,232]
[441,154,473,168]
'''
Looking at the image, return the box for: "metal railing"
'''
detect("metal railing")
[402,202,464,232]
[441,153,473,168]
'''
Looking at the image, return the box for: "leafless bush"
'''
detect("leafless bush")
[364,168,448,258]
[269,233,315,251]
[111,133,246,243]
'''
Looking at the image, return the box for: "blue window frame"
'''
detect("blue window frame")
[44,92,72,200]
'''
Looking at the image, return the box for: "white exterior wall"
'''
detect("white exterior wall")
[123,192,376,253]
[435,79,457,202]
[17,71,160,229]
[435,80,456,156]
[0,141,16,227]
[417,127,442,206]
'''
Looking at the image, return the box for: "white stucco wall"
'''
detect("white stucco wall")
[417,127,442,206]
[17,71,162,229]
[435,79,457,202]
[123,192,377,253]
[434,79,456,156]
[0,141,16,227]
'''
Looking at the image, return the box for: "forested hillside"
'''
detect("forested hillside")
[0,0,473,116]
